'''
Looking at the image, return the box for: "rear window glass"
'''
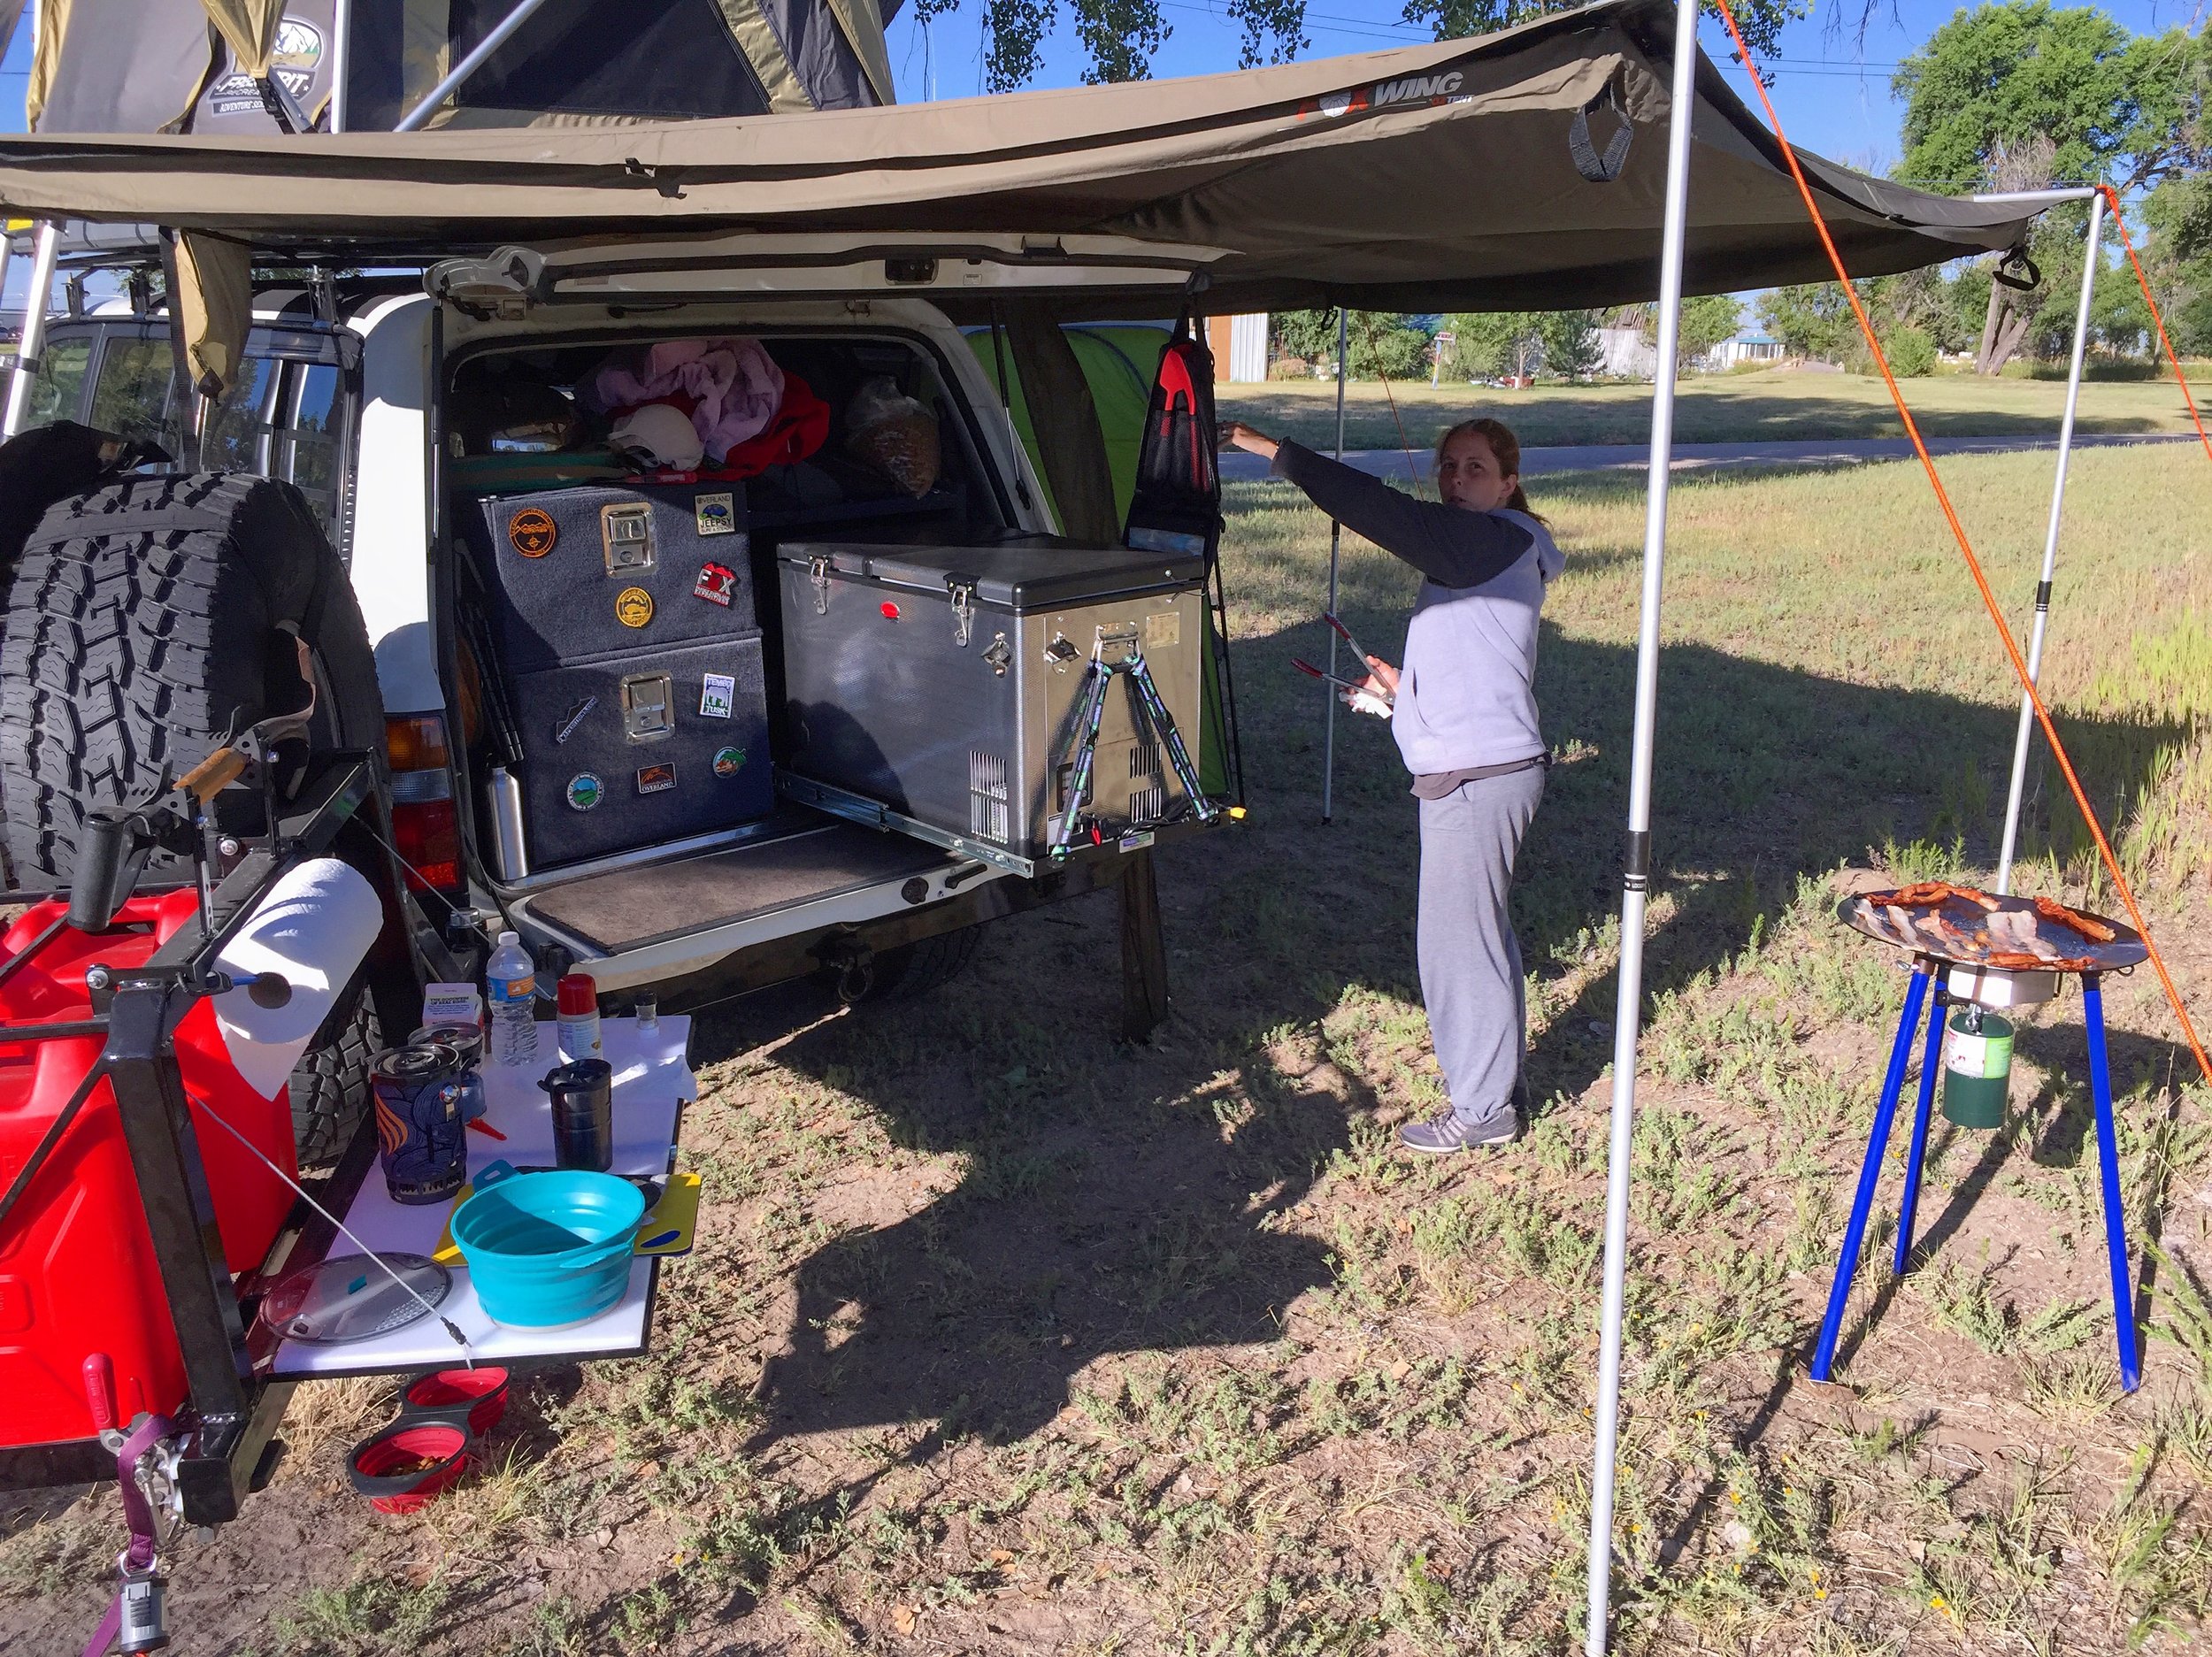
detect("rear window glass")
[19,336,92,429]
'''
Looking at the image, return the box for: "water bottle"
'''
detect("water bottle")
[485,931,540,1068]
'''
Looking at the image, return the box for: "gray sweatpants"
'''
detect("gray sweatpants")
[1417,764,1546,1130]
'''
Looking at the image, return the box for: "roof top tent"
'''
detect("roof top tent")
[22,0,899,136]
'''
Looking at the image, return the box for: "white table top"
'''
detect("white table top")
[270,1016,694,1377]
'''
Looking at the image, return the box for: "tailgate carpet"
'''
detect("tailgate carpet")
[525,825,952,955]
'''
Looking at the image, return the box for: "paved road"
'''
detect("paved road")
[1217,429,2202,483]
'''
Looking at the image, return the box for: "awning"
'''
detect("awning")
[0,0,2033,312]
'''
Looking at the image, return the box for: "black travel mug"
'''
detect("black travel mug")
[538,1058,614,1172]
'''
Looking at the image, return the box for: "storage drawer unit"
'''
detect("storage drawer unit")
[776,538,1210,865]
[461,482,772,874]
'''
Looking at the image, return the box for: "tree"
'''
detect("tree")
[1893,4,2209,374]
[1758,283,1859,361]
[1272,311,1434,380]
[1538,310,1603,380]
[1442,311,1543,380]
[2142,172,2212,356]
[1634,294,1740,370]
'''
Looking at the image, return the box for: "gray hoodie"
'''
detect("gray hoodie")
[1272,441,1564,775]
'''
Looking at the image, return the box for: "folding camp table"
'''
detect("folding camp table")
[1809,905,2147,1394]
[265,1015,694,1379]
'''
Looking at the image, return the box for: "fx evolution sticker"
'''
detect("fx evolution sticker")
[565,772,604,811]
[693,562,738,607]
[636,763,678,795]
[509,508,557,557]
[695,492,737,535]
[699,672,736,719]
[615,587,655,628]
[714,746,747,778]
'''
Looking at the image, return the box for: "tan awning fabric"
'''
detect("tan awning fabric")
[0,0,2033,311]
[168,231,253,397]
[202,0,287,78]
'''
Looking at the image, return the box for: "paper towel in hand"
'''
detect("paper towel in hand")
[213,856,384,1100]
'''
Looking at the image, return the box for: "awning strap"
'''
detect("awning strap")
[1568,83,1632,184]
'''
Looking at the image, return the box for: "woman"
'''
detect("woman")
[1225,417,1563,1153]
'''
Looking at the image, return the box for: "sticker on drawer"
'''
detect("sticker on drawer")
[636,763,677,795]
[699,672,736,718]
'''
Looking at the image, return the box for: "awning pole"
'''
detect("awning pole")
[4,222,64,438]
[1322,304,1348,824]
[1586,2,1699,1649]
[396,0,559,131]
[1994,190,2104,894]
[330,0,353,132]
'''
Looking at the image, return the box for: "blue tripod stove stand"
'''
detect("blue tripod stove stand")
[1808,947,2140,1393]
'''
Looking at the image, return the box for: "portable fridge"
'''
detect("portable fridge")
[775,537,1211,871]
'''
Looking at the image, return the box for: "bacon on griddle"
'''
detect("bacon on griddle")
[2031,895,2117,944]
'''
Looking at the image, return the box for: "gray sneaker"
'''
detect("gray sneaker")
[1398,1104,1519,1155]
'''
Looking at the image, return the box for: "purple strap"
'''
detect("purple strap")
[81,1415,171,1657]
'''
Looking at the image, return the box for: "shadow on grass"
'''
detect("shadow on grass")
[1219,386,2172,451]
[694,603,2190,1461]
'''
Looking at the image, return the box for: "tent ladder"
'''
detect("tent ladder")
[3,222,63,438]
[1586,1,1700,1650]
[1995,191,2104,893]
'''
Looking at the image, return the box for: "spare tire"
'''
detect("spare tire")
[0,471,391,1159]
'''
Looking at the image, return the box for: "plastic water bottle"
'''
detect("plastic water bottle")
[485,931,540,1068]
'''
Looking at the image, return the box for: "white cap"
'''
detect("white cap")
[498,931,519,946]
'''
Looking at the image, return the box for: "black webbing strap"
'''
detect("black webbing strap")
[1569,84,1633,184]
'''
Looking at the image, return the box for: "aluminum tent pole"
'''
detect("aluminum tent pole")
[1322,305,1348,823]
[396,0,559,131]
[1585,2,1699,1648]
[329,0,353,131]
[1995,191,2104,894]
[4,222,63,437]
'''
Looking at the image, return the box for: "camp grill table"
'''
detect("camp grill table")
[1812,894,2148,1392]
[268,1015,693,1378]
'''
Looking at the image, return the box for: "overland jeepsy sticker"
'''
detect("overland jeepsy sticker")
[565,772,604,811]
[509,507,558,558]
[714,747,747,778]
[636,763,678,795]
[695,492,737,536]
[553,695,597,744]
[693,562,739,607]
[699,673,736,719]
[615,587,655,628]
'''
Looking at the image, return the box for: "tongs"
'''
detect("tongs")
[1291,613,1394,708]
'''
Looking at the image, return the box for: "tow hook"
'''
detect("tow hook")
[823,939,875,1005]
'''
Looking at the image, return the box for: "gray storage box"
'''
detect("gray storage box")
[777,538,1210,869]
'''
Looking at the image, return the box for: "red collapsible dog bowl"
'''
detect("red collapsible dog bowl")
[402,1366,511,1436]
[346,1421,472,1514]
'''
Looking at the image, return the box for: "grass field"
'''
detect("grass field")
[6,447,2212,1654]
[1219,367,2212,451]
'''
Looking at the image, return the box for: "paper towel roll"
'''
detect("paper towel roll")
[213,856,384,1100]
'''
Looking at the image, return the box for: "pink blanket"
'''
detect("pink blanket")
[580,338,785,465]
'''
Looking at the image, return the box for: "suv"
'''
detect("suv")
[0,239,1232,1160]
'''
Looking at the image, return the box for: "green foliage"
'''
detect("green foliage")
[2142,172,2212,356]
[1274,310,1435,381]
[1885,325,1939,378]
[1633,293,1740,369]
[1893,4,2208,192]
[1758,282,1859,360]
[1537,309,1603,380]
[1443,311,1544,380]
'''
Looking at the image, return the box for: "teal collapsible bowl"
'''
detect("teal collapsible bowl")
[449,1162,644,1328]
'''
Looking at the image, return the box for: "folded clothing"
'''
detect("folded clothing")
[580,338,784,465]
[719,375,832,479]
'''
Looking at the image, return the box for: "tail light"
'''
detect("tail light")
[386,714,463,895]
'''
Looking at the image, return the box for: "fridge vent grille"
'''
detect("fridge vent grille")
[1126,742,1165,825]
[969,749,1010,844]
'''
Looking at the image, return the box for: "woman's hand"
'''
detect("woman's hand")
[1341,655,1398,717]
[1221,422,1280,461]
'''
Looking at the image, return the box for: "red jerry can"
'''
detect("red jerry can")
[0,892,299,1446]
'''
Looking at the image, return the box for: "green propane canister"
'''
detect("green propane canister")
[1941,1006,2014,1130]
